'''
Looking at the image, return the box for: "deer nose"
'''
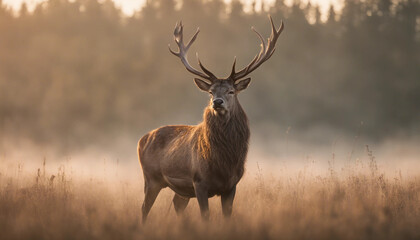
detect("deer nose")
[213,99,224,107]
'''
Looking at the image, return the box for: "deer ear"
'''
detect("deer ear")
[194,78,211,92]
[234,78,251,91]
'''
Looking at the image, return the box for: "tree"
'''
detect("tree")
[327,4,336,24]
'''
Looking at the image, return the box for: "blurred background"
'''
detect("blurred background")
[0,0,419,170]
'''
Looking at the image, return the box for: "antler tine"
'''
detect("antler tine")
[252,26,266,54]
[168,21,216,81]
[230,15,284,81]
[178,21,183,43]
[269,16,277,41]
[197,53,217,79]
[228,57,237,79]
[186,28,200,51]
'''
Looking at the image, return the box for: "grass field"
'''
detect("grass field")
[0,150,419,240]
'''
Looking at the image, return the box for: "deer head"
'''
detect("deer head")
[169,16,284,117]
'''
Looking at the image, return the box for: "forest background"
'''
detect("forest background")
[0,0,419,167]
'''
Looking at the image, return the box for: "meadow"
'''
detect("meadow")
[0,149,419,240]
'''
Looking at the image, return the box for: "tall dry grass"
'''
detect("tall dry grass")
[0,150,419,240]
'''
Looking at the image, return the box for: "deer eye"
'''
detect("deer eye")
[229,91,235,94]
[209,91,213,95]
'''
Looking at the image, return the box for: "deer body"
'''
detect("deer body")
[138,99,249,198]
[138,16,283,222]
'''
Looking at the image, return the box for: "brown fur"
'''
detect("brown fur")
[199,99,249,185]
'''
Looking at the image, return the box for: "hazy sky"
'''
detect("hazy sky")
[3,0,340,16]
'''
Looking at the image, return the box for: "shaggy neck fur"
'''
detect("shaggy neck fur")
[197,97,250,179]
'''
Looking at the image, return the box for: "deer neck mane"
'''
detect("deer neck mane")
[198,98,250,176]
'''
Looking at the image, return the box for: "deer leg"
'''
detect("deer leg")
[221,185,236,218]
[193,181,209,220]
[142,180,162,223]
[173,194,190,215]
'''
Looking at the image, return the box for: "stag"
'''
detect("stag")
[138,16,284,222]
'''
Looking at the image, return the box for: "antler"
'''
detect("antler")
[169,21,216,81]
[229,15,284,81]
